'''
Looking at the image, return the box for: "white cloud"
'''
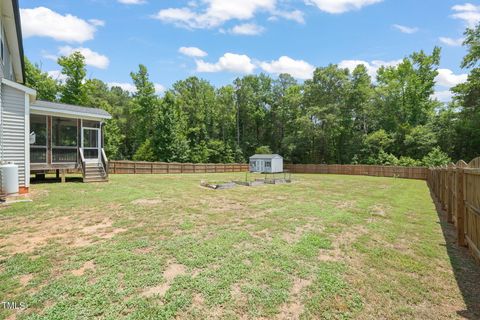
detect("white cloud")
[393,24,418,34]
[108,82,137,92]
[154,84,166,94]
[152,0,303,29]
[118,0,146,4]
[270,10,306,24]
[230,23,265,35]
[432,69,468,103]
[20,7,100,43]
[305,0,382,14]
[433,90,454,103]
[451,3,480,27]
[179,46,208,57]
[47,70,68,83]
[260,56,314,79]
[338,59,402,78]
[89,19,105,27]
[48,46,110,69]
[196,53,256,74]
[439,37,464,47]
[436,69,468,87]
[108,82,165,94]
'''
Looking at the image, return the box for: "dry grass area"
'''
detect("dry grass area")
[0,173,479,319]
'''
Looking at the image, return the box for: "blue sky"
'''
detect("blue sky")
[19,0,478,101]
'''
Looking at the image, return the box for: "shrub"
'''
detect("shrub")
[422,147,451,167]
[397,156,422,167]
[255,145,273,154]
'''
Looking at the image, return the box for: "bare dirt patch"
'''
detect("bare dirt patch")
[142,262,187,298]
[277,278,312,320]
[282,223,314,244]
[369,204,390,218]
[134,247,153,255]
[0,216,127,255]
[192,293,205,307]
[19,274,33,286]
[334,200,357,210]
[230,283,248,305]
[163,263,187,281]
[142,283,170,298]
[72,260,95,276]
[131,199,163,206]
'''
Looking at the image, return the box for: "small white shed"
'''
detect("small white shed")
[249,154,283,173]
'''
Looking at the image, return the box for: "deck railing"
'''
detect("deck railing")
[101,148,109,179]
[78,148,86,178]
[52,147,77,163]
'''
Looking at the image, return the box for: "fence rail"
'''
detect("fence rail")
[109,161,249,174]
[284,164,427,180]
[428,157,480,264]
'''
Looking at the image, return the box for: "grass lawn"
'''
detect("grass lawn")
[1,173,479,319]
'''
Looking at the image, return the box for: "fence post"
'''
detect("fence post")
[457,166,466,246]
[447,164,454,223]
[441,166,446,210]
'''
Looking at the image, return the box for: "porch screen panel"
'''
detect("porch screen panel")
[83,128,99,159]
[30,115,47,163]
[52,117,78,163]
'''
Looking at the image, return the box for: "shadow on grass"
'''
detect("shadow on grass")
[30,177,83,184]
[430,190,480,319]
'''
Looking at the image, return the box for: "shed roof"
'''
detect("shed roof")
[249,154,283,159]
[31,100,112,120]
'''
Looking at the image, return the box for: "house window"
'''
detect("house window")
[265,161,271,168]
[30,115,47,163]
[52,117,78,163]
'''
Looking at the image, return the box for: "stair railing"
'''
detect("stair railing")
[101,148,109,179]
[79,148,86,179]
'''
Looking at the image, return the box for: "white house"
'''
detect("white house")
[249,154,283,173]
[0,0,111,195]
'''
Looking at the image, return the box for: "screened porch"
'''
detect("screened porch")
[29,101,111,179]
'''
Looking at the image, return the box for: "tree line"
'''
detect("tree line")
[25,24,480,166]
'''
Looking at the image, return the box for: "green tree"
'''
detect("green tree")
[255,145,272,154]
[24,57,58,101]
[154,92,190,162]
[58,51,87,105]
[451,23,480,161]
[130,65,159,153]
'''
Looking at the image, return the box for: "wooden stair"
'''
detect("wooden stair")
[83,161,108,183]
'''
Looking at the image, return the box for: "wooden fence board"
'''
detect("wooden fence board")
[429,157,480,264]
[282,164,428,180]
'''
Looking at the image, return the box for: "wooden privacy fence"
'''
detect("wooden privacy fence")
[109,161,428,179]
[109,161,249,174]
[284,164,427,180]
[428,157,480,263]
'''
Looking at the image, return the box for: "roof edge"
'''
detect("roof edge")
[12,0,25,83]
[31,100,112,120]
[2,77,36,96]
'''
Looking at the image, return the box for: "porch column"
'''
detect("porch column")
[47,116,52,165]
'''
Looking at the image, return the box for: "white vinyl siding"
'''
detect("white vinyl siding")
[1,83,27,186]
